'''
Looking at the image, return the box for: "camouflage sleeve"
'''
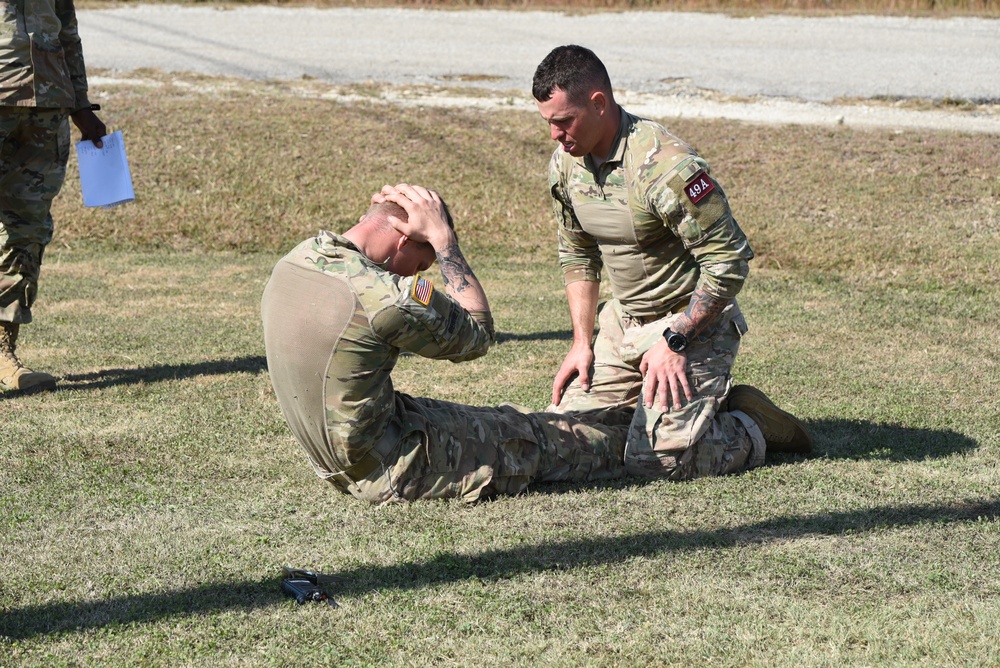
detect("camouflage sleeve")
[550,151,602,286]
[55,0,89,109]
[370,273,494,363]
[647,153,754,300]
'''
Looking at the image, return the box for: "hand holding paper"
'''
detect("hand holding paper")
[76,130,135,208]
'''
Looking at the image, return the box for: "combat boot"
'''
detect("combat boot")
[728,384,812,453]
[0,322,57,393]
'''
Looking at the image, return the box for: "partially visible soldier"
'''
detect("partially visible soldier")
[261,183,632,504]
[1,0,106,392]
[532,45,811,480]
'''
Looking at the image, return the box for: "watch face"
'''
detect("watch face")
[666,330,687,353]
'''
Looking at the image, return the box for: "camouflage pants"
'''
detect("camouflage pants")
[345,393,634,504]
[0,107,70,324]
[549,298,765,480]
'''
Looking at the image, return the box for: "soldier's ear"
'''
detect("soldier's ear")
[590,91,607,115]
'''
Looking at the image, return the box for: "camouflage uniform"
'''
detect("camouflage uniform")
[547,109,765,479]
[261,231,632,504]
[1,0,92,323]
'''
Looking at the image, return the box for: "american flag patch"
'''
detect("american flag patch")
[411,274,433,306]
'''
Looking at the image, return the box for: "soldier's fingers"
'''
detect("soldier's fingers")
[381,187,420,212]
[392,183,432,203]
[668,375,684,411]
[388,183,415,201]
[678,371,693,404]
[407,184,434,201]
[385,215,408,233]
[661,376,675,412]
[379,185,406,205]
[553,360,581,401]
[381,194,412,215]
[643,374,657,408]
[550,382,563,407]
[552,367,572,392]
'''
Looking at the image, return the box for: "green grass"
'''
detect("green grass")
[1,72,999,666]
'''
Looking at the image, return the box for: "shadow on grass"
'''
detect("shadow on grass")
[2,498,997,640]
[0,335,568,397]
[50,355,269,392]
[806,418,978,462]
[495,330,572,344]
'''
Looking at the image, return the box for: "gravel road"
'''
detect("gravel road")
[80,6,1000,132]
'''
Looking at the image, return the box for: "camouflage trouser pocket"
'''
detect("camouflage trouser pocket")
[624,390,755,480]
[624,393,723,479]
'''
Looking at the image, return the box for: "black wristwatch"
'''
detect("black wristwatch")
[663,328,689,353]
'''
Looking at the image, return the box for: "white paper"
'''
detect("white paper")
[76,130,135,208]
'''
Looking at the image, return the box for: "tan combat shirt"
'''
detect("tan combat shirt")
[261,231,495,480]
[0,0,90,108]
[549,109,754,320]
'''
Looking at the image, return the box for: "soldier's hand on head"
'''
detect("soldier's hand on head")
[380,183,455,250]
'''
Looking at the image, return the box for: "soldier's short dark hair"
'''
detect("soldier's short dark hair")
[532,45,613,106]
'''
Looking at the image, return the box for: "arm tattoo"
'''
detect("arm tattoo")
[675,287,730,338]
[436,243,475,292]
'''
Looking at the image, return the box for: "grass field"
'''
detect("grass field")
[1,67,998,666]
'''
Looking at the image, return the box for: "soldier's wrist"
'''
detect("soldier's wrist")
[429,229,458,252]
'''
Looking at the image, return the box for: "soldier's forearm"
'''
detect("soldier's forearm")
[673,287,730,339]
[436,242,490,315]
[565,279,599,346]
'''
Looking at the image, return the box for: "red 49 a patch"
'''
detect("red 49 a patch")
[684,171,716,205]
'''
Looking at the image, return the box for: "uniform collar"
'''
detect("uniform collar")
[314,230,363,256]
